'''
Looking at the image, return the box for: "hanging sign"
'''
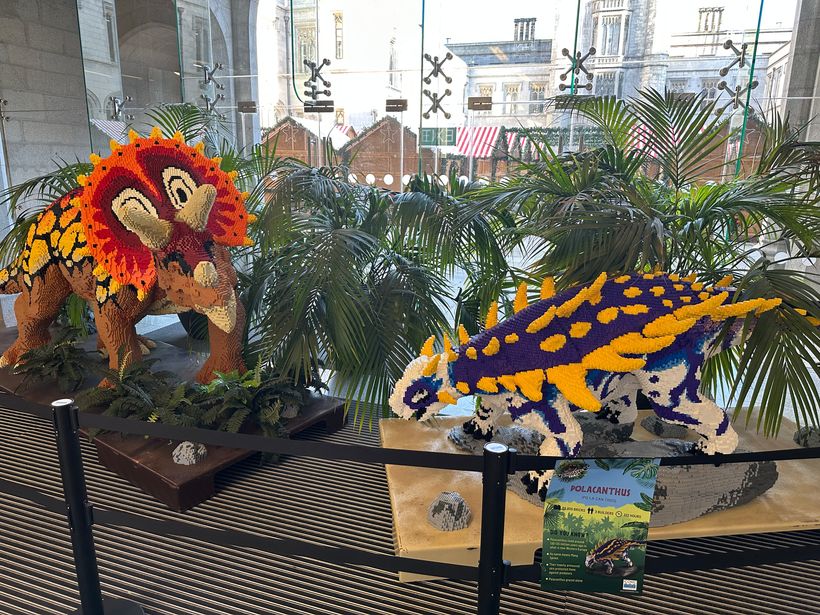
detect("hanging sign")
[420,127,456,146]
[541,457,660,594]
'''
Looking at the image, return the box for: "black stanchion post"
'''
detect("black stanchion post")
[476,442,513,615]
[52,399,144,615]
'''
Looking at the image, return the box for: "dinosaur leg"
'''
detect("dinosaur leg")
[98,334,154,357]
[93,296,144,379]
[195,296,246,383]
[597,374,639,427]
[518,397,584,501]
[462,394,508,441]
[0,267,71,367]
[639,362,737,454]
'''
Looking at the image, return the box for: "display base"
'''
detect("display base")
[0,326,347,511]
[381,413,820,582]
[88,393,345,511]
[76,597,145,614]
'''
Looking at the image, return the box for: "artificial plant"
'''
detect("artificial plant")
[470,89,819,435]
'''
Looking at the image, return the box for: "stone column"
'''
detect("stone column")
[783,0,820,139]
[229,0,260,150]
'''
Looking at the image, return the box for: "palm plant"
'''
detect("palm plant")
[247,158,515,427]
[473,89,819,435]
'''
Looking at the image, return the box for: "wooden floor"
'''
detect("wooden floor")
[1,402,819,614]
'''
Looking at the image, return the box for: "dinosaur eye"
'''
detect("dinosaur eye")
[111,188,158,224]
[162,167,197,210]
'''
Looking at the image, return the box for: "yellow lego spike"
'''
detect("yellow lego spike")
[456,382,471,394]
[712,298,766,320]
[795,308,808,316]
[228,170,239,180]
[482,337,501,356]
[485,301,499,329]
[683,273,697,282]
[443,336,458,361]
[437,391,457,405]
[457,324,470,345]
[242,237,254,247]
[109,139,121,152]
[668,273,680,282]
[609,332,677,355]
[691,282,704,291]
[643,314,697,337]
[673,291,729,321]
[546,364,599,411]
[807,317,820,327]
[540,276,555,299]
[556,272,607,318]
[513,369,546,402]
[505,333,519,344]
[136,288,147,301]
[194,141,205,153]
[498,375,517,391]
[128,129,140,143]
[477,377,499,393]
[422,355,440,376]
[526,305,557,334]
[755,297,782,315]
[70,197,82,208]
[582,346,646,373]
[89,153,101,165]
[241,192,251,200]
[716,274,733,287]
[150,126,163,139]
[76,174,88,186]
[212,156,222,165]
[420,335,436,357]
[466,347,478,360]
[173,131,185,142]
[247,213,258,224]
[513,282,529,314]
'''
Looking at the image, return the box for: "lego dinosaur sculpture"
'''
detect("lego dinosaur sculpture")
[389,272,783,499]
[0,128,254,383]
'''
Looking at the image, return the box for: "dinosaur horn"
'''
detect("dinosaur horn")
[420,336,436,357]
[422,355,440,376]
[118,205,173,250]
[457,324,470,345]
[177,184,217,231]
[513,282,528,313]
[442,334,457,361]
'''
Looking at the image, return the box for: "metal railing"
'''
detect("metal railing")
[0,392,818,615]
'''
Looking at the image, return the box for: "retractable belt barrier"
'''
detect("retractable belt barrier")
[0,391,818,615]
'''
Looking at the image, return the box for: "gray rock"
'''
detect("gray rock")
[428,491,472,531]
[640,414,692,439]
[574,411,634,444]
[794,426,820,448]
[172,441,208,466]
[448,424,779,526]
[281,403,300,419]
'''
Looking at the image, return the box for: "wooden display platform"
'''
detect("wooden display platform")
[0,326,346,510]
[381,413,820,582]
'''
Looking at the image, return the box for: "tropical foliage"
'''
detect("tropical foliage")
[471,90,819,435]
[0,92,817,434]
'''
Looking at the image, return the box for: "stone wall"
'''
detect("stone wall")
[0,0,90,189]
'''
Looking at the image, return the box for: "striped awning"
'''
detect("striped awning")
[332,124,355,136]
[456,126,501,158]
[90,118,128,143]
[456,126,541,159]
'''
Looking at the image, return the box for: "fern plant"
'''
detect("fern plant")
[13,327,90,392]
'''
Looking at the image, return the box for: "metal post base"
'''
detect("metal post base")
[75,597,145,614]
